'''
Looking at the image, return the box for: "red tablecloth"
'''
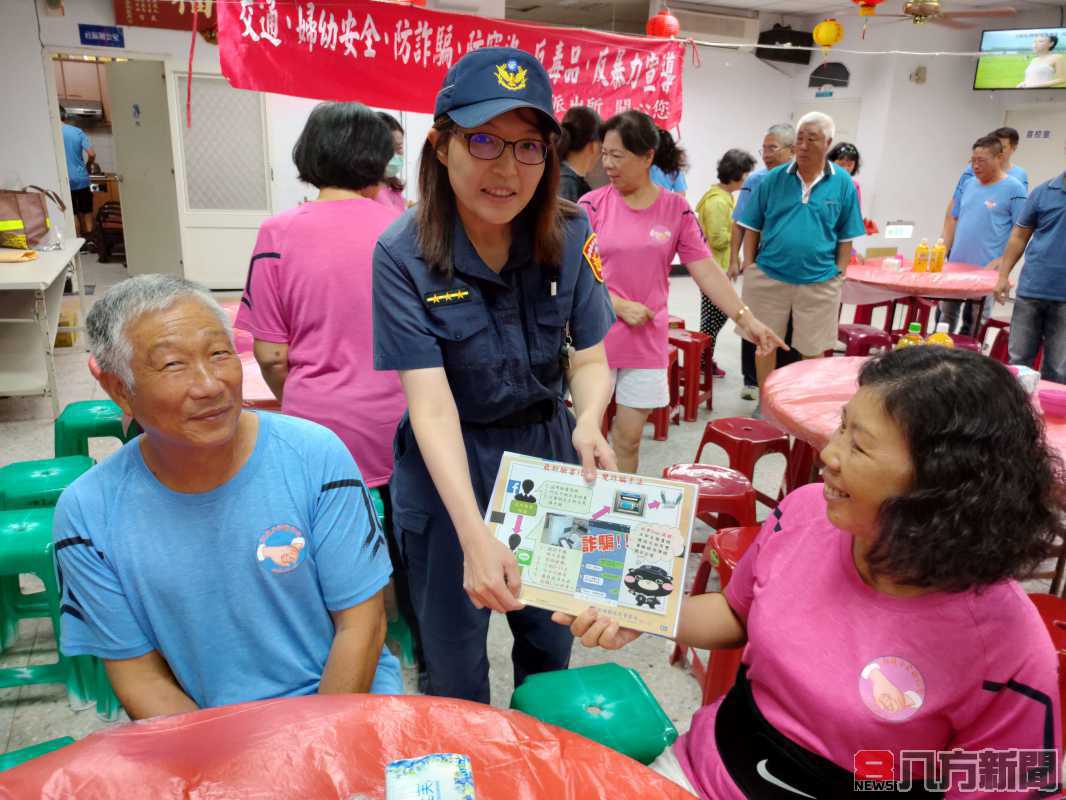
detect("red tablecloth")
[763,357,1066,460]
[0,695,696,800]
[845,259,997,302]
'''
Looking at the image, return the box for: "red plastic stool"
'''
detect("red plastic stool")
[833,324,893,357]
[949,335,982,353]
[1027,593,1066,743]
[662,464,757,556]
[988,328,1010,364]
[668,526,760,703]
[889,298,935,343]
[851,301,894,329]
[695,417,790,509]
[784,439,821,495]
[668,315,686,330]
[668,330,713,421]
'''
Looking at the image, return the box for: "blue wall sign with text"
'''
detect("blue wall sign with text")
[78,24,125,48]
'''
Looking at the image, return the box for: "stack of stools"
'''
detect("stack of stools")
[694,417,791,511]
[833,323,892,357]
[510,662,678,764]
[661,464,756,555]
[669,526,760,704]
[373,487,416,669]
[668,329,713,421]
[54,400,138,458]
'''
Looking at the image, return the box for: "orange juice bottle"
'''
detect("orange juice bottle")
[925,322,954,347]
[912,239,930,273]
[931,238,946,273]
[895,322,925,349]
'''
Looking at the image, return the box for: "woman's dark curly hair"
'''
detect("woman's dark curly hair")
[859,346,1066,592]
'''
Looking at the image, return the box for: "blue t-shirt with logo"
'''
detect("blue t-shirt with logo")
[952,163,1028,208]
[54,411,402,708]
[1016,172,1066,302]
[62,123,91,190]
[949,175,1027,267]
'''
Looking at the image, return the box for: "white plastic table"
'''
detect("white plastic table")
[0,239,87,417]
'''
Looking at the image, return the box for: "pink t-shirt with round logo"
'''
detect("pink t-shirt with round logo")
[235,198,406,488]
[674,483,1061,799]
[579,184,712,369]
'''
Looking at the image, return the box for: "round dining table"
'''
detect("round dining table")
[0,694,696,800]
[762,357,1066,460]
[843,259,998,306]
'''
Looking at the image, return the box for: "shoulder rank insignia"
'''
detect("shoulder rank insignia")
[424,288,472,306]
[496,60,528,92]
[582,233,604,283]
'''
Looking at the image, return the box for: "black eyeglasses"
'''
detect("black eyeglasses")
[461,132,548,166]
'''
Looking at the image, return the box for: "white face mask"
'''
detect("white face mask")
[384,154,403,179]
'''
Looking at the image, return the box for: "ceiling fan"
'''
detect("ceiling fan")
[872,0,1017,29]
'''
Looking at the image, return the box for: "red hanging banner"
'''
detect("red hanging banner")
[218,1,685,127]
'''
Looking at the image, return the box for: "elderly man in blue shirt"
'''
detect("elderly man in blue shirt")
[994,155,1066,384]
[55,274,402,719]
[736,112,865,389]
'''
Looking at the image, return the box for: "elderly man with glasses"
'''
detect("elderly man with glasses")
[735,112,865,390]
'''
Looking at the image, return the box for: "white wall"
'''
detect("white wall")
[674,44,797,206]
[789,8,1065,252]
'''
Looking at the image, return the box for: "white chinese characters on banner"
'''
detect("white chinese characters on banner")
[229,1,680,125]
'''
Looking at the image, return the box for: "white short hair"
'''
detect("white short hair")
[796,111,835,143]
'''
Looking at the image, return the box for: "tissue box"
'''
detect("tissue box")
[386,753,475,800]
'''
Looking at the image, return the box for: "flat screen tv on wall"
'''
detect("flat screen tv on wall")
[974,28,1066,90]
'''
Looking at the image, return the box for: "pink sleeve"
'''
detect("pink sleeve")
[944,604,1061,798]
[722,503,786,621]
[677,205,713,264]
[234,224,289,344]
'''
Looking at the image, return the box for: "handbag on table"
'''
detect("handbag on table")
[0,186,66,250]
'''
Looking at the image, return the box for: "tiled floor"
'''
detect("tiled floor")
[0,255,1037,759]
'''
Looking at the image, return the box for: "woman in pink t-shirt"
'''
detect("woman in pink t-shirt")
[579,111,782,473]
[560,346,1063,799]
[237,102,406,489]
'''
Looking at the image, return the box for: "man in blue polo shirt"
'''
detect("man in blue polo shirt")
[736,112,865,388]
[941,127,1028,252]
[994,155,1066,383]
[939,135,1027,336]
[730,123,795,398]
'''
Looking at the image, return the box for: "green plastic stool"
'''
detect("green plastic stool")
[0,736,75,772]
[0,456,94,623]
[510,663,678,764]
[370,487,417,670]
[0,456,94,511]
[0,508,92,709]
[54,400,136,458]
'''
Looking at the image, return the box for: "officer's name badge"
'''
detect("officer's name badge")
[496,60,527,92]
[424,288,472,306]
[582,233,604,283]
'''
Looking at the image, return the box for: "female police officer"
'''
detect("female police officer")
[372,47,775,702]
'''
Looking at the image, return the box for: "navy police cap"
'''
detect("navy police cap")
[434,47,560,134]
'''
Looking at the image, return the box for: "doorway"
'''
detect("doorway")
[47,51,183,278]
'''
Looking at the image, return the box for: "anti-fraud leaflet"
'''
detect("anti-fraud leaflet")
[485,452,697,638]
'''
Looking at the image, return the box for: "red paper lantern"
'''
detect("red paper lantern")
[851,0,885,16]
[646,8,681,38]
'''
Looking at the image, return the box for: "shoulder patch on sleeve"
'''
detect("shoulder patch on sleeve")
[582,233,604,283]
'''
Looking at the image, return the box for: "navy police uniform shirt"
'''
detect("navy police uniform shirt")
[373,208,614,426]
